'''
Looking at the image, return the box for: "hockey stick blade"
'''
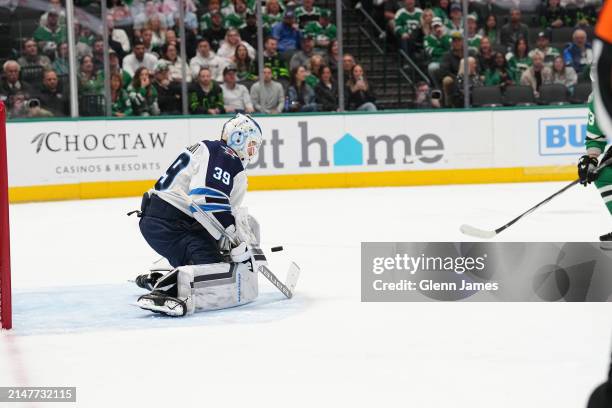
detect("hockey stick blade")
[285,262,300,293]
[459,224,498,239]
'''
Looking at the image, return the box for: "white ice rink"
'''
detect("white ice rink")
[2,181,612,408]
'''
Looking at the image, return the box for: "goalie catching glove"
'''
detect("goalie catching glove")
[578,155,599,186]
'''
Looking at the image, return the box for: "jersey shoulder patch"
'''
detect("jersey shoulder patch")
[203,140,244,167]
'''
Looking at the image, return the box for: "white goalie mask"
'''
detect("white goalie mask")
[221,113,263,166]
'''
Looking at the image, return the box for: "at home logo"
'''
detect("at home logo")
[247,121,445,170]
[538,116,587,156]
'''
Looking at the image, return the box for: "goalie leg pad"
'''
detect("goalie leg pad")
[176,262,258,313]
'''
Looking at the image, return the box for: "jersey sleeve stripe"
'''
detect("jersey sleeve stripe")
[189,187,229,199]
[189,204,232,213]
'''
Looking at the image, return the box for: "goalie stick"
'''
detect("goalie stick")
[460,157,612,239]
[174,190,300,298]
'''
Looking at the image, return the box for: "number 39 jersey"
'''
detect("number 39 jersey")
[151,140,247,233]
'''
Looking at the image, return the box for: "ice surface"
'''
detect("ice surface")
[2,182,612,408]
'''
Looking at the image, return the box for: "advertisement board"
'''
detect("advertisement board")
[6,106,591,202]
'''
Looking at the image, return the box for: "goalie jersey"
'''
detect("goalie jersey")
[151,140,247,236]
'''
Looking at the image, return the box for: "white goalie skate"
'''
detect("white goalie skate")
[137,292,188,317]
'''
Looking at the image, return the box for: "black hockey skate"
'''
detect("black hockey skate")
[134,272,163,291]
[137,291,187,317]
[599,232,612,250]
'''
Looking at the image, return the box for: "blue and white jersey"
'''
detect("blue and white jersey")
[151,140,247,236]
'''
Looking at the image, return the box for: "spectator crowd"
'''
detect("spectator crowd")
[0,0,603,117]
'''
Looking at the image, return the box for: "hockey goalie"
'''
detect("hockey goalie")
[133,113,263,317]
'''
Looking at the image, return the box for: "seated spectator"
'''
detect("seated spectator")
[481,14,500,46]
[478,36,495,73]
[290,35,319,71]
[466,13,482,52]
[440,31,468,107]
[107,14,131,55]
[110,0,132,28]
[306,54,324,88]
[240,11,258,51]
[225,0,248,30]
[420,8,435,37]
[433,0,450,27]
[413,81,441,109]
[217,29,256,61]
[1,61,33,108]
[37,69,68,116]
[484,52,516,89]
[425,17,451,82]
[152,61,182,115]
[327,39,340,75]
[128,67,160,116]
[53,43,70,76]
[394,0,423,59]
[78,55,103,95]
[164,30,177,47]
[454,56,484,107]
[446,3,463,31]
[188,67,224,115]
[346,64,377,111]
[202,11,227,52]
[122,38,159,76]
[500,8,528,49]
[110,72,132,117]
[17,39,52,71]
[538,0,565,29]
[507,37,532,78]
[200,0,222,31]
[109,50,132,89]
[40,0,65,27]
[134,0,166,38]
[147,15,167,49]
[220,64,254,113]
[76,25,95,52]
[314,65,339,111]
[263,37,289,80]
[551,55,577,94]
[529,31,560,66]
[520,50,553,98]
[33,8,66,48]
[160,43,190,83]
[189,39,227,82]
[7,92,28,119]
[563,28,593,75]
[263,0,284,31]
[271,9,301,54]
[250,66,285,113]
[234,43,257,81]
[295,0,321,29]
[170,1,198,36]
[342,54,356,81]
[303,9,337,50]
[141,28,159,57]
[288,66,317,112]
[92,40,105,72]
[564,0,597,27]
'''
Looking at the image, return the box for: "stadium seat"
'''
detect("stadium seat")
[79,94,106,117]
[20,65,43,83]
[503,85,536,106]
[551,27,575,44]
[571,82,592,104]
[472,86,503,107]
[538,84,569,105]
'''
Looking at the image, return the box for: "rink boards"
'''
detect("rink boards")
[6,106,590,202]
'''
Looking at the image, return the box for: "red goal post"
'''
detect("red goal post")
[0,100,11,330]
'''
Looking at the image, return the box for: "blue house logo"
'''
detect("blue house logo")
[333,133,363,166]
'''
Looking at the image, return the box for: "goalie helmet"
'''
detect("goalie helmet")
[221,113,263,166]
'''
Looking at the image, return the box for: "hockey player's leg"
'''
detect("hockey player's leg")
[594,167,612,242]
[137,261,258,316]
